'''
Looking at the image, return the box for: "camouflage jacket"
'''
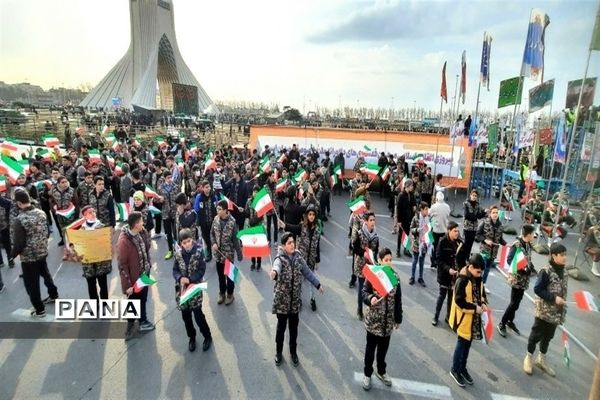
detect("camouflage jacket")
[352,226,379,277]
[506,237,533,290]
[13,206,48,262]
[288,222,320,269]
[410,213,428,254]
[476,217,506,259]
[80,221,112,278]
[363,270,402,337]
[158,183,180,220]
[210,215,241,263]
[272,249,320,314]
[174,244,206,310]
[77,182,95,208]
[89,189,114,227]
[463,200,486,232]
[50,186,78,226]
[534,264,568,325]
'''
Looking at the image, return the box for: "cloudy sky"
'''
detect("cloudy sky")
[1,0,599,114]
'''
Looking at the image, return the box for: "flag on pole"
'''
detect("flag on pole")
[259,156,272,173]
[224,259,240,283]
[179,282,207,305]
[204,155,217,173]
[88,149,102,164]
[529,79,555,112]
[498,77,524,108]
[55,203,76,218]
[379,166,391,182]
[237,225,270,258]
[105,134,116,145]
[101,125,110,135]
[220,193,236,211]
[0,154,24,184]
[460,50,467,104]
[333,164,342,177]
[277,153,287,164]
[364,247,376,264]
[591,4,600,51]
[498,245,509,270]
[562,332,571,368]
[156,136,167,148]
[144,185,159,199]
[362,264,398,297]
[441,61,448,103]
[0,176,6,192]
[42,134,60,147]
[117,202,132,221]
[481,308,494,344]
[292,168,307,183]
[114,163,124,176]
[347,196,367,215]
[133,273,156,293]
[553,113,567,164]
[329,173,338,189]
[422,223,434,246]
[251,187,274,217]
[363,145,372,151]
[360,163,380,178]
[275,178,288,193]
[401,231,412,251]
[521,8,550,82]
[510,247,528,273]
[573,290,599,312]
[480,32,492,90]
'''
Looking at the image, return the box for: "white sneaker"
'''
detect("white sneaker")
[375,372,392,386]
[362,375,372,391]
[485,287,490,294]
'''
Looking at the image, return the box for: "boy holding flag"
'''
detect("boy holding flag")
[173,228,212,353]
[497,224,536,338]
[361,248,402,391]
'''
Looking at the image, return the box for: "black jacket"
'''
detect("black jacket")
[436,234,463,287]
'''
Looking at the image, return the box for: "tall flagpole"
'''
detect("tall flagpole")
[550,48,593,246]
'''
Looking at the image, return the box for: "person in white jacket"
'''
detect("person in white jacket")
[429,192,451,269]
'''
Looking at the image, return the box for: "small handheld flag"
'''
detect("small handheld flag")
[179,282,208,305]
[562,332,571,368]
[481,308,494,344]
[224,259,240,283]
[362,264,398,297]
[573,290,599,312]
[133,273,157,293]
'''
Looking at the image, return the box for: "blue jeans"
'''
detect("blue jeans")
[357,277,365,314]
[411,251,425,280]
[452,336,472,373]
[482,258,495,284]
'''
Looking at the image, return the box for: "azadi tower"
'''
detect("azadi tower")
[80,0,214,114]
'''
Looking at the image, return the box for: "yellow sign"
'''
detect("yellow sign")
[66,227,113,263]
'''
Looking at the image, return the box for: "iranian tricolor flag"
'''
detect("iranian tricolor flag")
[66,218,86,230]
[333,164,342,177]
[55,203,76,218]
[251,187,274,217]
[133,273,157,293]
[88,149,101,163]
[275,178,288,193]
[0,139,19,154]
[179,282,207,305]
[380,165,391,181]
[360,163,380,178]
[117,202,132,221]
[362,264,398,297]
[224,259,240,283]
[259,157,272,173]
[37,148,52,161]
[401,231,412,251]
[156,136,167,148]
[101,125,110,135]
[277,153,287,164]
[204,155,217,173]
[18,160,30,176]
[219,193,236,210]
[347,196,366,215]
[573,290,599,312]
[498,245,509,270]
[480,308,494,344]
[0,176,6,192]
[237,225,270,258]
[144,186,159,199]
[35,179,52,190]
[422,223,434,246]
[292,168,307,183]
[364,247,375,264]
[509,247,528,274]
[398,177,409,192]
[42,134,60,147]
[105,134,116,145]
[176,158,185,172]
[0,154,24,184]
[106,155,115,167]
[114,163,124,176]
[111,140,121,151]
[329,173,338,189]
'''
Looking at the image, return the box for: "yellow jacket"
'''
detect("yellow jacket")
[449,267,487,341]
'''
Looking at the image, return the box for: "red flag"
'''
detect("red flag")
[460,51,467,104]
[441,61,448,103]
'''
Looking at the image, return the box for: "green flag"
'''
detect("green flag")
[528,79,555,112]
[487,123,499,152]
[498,77,524,108]
[590,5,600,51]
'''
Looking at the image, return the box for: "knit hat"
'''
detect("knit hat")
[133,191,144,201]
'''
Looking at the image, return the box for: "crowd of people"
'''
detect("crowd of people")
[0,127,594,392]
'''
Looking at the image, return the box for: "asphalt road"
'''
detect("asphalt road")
[0,193,598,400]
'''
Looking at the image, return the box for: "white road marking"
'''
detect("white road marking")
[374,214,391,219]
[353,372,453,399]
[490,394,540,400]
[52,262,64,280]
